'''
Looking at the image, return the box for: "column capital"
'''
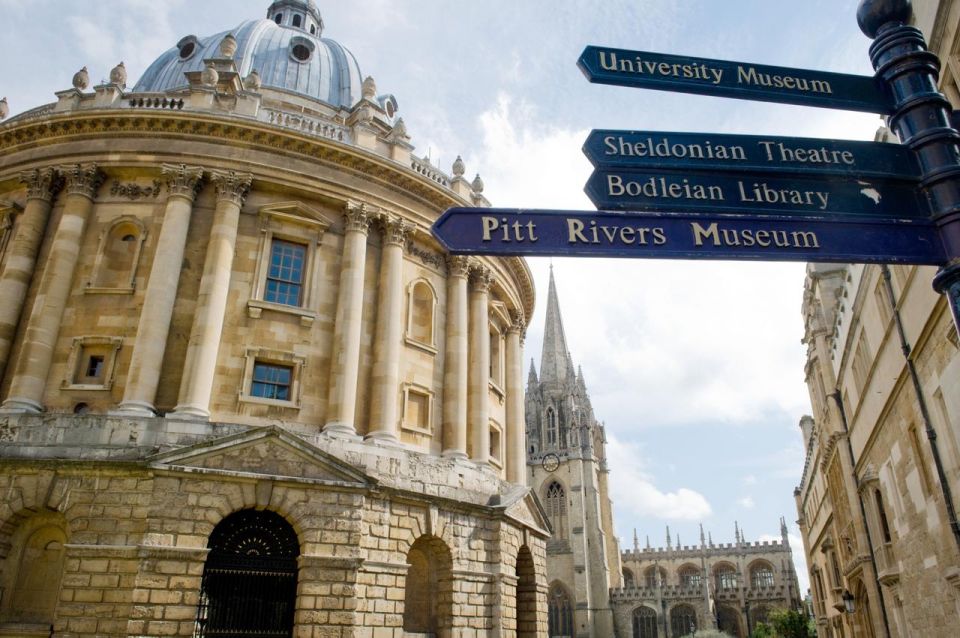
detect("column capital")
[470,264,493,292]
[210,170,252,206]
[378,214,412,246]
[161,164,205,201]
[344,201,374,234]
[446,255,471,279]
[59,163,104,200]
[507,309,526,336]
[20,167,63,203]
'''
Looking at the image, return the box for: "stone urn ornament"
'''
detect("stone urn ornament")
[109,62,127,88]
[362,76,376,100]
[219,34,238,58]
[0,97,8,121]
[244,70,262,91]
[72,66,89,91]
[472,174,484,194]
[201,62,219,87]
[452,155,465,177]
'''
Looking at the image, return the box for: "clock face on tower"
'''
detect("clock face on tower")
[542,453,560,472]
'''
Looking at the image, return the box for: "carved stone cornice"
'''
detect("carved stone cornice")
[378,214,412,247]
[19,167,62,203]
[470,264,493,292]
[110,179,161,200]
[343,201,373,234]
[210,169,252,206]
[446,255,470,279]
[161,163,205,201]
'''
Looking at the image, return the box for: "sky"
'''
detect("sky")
[0,0,890,595]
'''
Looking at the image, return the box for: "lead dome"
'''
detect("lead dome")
[134,0,364,110]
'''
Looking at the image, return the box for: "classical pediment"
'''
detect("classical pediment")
[147,426,374,487]
[491,485,552,536]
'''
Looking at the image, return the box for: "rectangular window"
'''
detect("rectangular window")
[490,423,502,465]
[264,240,306,307]
[63,336,123,390]
[85,355,105,381]
[405,389,430,431]
[251,362,293,401]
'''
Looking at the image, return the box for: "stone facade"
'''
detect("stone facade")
[0,2,548,636]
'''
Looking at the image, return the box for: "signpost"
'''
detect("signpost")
[432,207,945,265]
[577,45,894,113]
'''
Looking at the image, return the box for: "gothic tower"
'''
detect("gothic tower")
[527,267,622,637]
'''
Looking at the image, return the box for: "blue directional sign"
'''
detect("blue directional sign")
[578,46,893,114]
[583,130,921,180]
[431,208,945,265]
[584,168,924,220]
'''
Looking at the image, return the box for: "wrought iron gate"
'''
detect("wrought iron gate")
[194,510,300,638]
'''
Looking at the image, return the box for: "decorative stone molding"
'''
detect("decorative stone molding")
[446,255,470,279]
[378,214,412,246]
[210,169,252,206]
[19,167,62,203]
[110,179,161,200]
[406,239,444,271]
[508,309,526,336]
[343,200,373,234]
[161,163,205,201]
[59,163,104,200]
[470,264,493,292]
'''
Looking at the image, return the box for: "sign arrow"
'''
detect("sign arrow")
[431,208,944,265]
[583,130,921,180]
[584,168,924,220]
[578,46,893,114]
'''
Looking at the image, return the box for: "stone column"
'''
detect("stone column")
[324,201,373,437]
[442,256,470,459]
[171,170,251,419]
[366,215,411,443]
[468,264,492,464]
[115,165,204,416]
[0,168,61,377]
[1,164,102,413]
[505,310,526,484]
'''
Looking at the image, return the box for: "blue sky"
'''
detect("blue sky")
[1,0,888,594]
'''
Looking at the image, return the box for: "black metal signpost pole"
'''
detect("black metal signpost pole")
[859,0,960,340]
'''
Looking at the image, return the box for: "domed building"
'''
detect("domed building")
[0,2,547,637]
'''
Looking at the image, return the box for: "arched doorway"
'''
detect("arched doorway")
[716,604,743,637]
[669,603,697,637]
[853,581,876,638]
[632,605,659,638]
[195,509,299,638]
[516,545,537,637]
[548,581,574,637]
[403,535,453,635]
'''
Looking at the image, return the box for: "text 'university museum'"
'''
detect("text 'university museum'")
[0,1,959,637]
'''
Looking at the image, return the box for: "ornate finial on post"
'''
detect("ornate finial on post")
[219,33,238,58]
[0,97,7,121]
[109,62,127,88]
[362,76,377,100]
[856,0,912,38]
[244,70,262,91]
[452,155,466,177]
[72,66,89,91]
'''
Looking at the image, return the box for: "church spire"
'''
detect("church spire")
[539,266,573,387]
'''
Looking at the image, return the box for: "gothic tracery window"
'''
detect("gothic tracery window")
[546,408,557,447]
[632,605,658,638]
[750,561,775,588]
[670,604,697,637]
[548,582,574,637]
[545,481,567,540]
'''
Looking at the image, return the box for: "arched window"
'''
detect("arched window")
[546,408,557,447]
[292,14,302,27]
[678,564,702,588]
[274,13,282,24]
[670,604,697,637]
[875,488,892,543]
[195,510,299,638]
[750,561,775,588]
[516,545,537,637]
[548,582,574,638]
[407,280,436,347]
[545,481,567,540]
[623,568,635,588]
[88,217,145,292]
[715,563,738,590]
[716,605,742,636]
[403,536,453,635]
[632,605,658,638]
[644,565,667,589]
[1,520,67,624]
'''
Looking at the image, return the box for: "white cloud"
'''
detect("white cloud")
[744,474,758,486]
[737,496,756,509]
[607,435,712,523]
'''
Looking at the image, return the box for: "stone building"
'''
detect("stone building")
[525,269,621,637]
[612,523,801,638]
[0,2,550,637]
[524,271,801,638]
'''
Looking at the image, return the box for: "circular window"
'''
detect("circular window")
[291,44,311,62]
[179,41,195,59]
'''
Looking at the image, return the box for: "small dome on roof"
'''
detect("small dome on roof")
[133,2,362,110]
